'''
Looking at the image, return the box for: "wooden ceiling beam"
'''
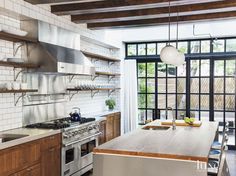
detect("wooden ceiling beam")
[51,0,222,15]
[72,1,236,23]
[24,0,93,4]
[87,11,236,29]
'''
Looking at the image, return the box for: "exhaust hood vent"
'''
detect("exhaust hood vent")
[22,20,95,75]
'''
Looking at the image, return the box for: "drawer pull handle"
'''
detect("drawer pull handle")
[50,136,55,140]
[49,148,55,152]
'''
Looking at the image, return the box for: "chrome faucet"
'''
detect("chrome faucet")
[166,107,176,130]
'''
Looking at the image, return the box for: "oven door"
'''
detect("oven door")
[62,142,81,176]
[79,134,99,171]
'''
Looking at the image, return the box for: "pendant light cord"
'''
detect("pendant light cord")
[168,0,171,45]
[176,6,179,46]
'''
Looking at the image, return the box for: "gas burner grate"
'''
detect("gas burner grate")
[25,117,96,130]
[80,117,96,124]
[25,123,71,129]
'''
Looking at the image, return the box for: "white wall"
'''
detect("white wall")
[0,1,120,131]
[0,15,23,131]
[101,18,236,43]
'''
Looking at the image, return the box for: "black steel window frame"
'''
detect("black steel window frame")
[128,37,236,150]
[125,37,236,60]
[137,62,157,121]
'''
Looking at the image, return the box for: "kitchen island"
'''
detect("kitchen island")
[93,120,228,176]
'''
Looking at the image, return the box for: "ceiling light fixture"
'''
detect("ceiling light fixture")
[160,1,185,67]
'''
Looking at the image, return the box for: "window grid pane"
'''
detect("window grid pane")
[133,39,236,147]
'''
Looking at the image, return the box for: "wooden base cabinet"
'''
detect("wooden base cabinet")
[113,113,121,138]
[99,112,121,145]
[0,133,61,176]
[98,120,107,145]
[41,134,61,176]
[0,141,41,176]
[106,114,115,142]
[41,146,61,176]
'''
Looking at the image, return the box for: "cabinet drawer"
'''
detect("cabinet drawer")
[0,141,41,176]
[41,134,61,151]
[10,164,41,176]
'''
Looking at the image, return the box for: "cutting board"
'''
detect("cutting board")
[161,120,202,127]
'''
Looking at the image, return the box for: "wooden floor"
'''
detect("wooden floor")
[84,151,236,176]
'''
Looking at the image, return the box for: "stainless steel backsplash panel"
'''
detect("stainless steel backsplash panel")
[23,104,48,125]
[23,102,66,126]
[23,73,66,95]
[22,73,67,125]
[48,75,67,94]
[47,103,66,121]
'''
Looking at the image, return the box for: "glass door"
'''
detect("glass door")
[213,59,236,148]
[188,59,211,121]
[188,58,236,148]
[137,62,156,124]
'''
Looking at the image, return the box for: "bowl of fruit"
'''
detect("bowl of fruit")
[184,117,195,125]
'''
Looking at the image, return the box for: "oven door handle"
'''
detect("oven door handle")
[64,132,102,147]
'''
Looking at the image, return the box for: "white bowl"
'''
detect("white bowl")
[7,58,24,63]
[2,27,28,37]
[20,83,28,90]
[5,83,12,90]
[12,82,20,90]
[0,83,7,90]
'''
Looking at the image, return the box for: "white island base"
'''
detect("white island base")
[94,153,208,176]
[93,121,230,176]
[93,152,230,176]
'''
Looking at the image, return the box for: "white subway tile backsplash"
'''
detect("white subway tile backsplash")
[0,1,120,132]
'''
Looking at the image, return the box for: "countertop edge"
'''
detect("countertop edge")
[94,121,218,162]
[0,110,121,150]
[84,110,120,118]
[93,148,208,162]
[0,129,61,150]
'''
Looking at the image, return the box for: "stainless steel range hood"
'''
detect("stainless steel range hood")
[21,20,95,75]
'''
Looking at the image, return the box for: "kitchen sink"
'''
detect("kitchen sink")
[142,126,170,131]
[0,134,29,143]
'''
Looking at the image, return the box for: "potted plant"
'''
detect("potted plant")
[105,98,116,111]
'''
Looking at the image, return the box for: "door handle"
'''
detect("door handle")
[64,132,101,147]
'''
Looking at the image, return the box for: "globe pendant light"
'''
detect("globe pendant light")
[174,52,185,66]
[160,1,185,67]
[160,45,178,65]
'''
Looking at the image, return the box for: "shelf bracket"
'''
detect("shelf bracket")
[91,75,99,81]
[108,61,115,67]
[68,91,78,101]
[13,42,25,56]
[13,68,26,81]
[108,75,115,83]
[91,90,99,98]
[108,89,116,97]
[91,59,99,64]
[69,75,76,83]
[14,93,26,106]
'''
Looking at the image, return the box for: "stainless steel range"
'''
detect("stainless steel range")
[62,120,100,176]
[26,116,100,176]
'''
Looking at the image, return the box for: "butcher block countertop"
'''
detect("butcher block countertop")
[94,120,218,162]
